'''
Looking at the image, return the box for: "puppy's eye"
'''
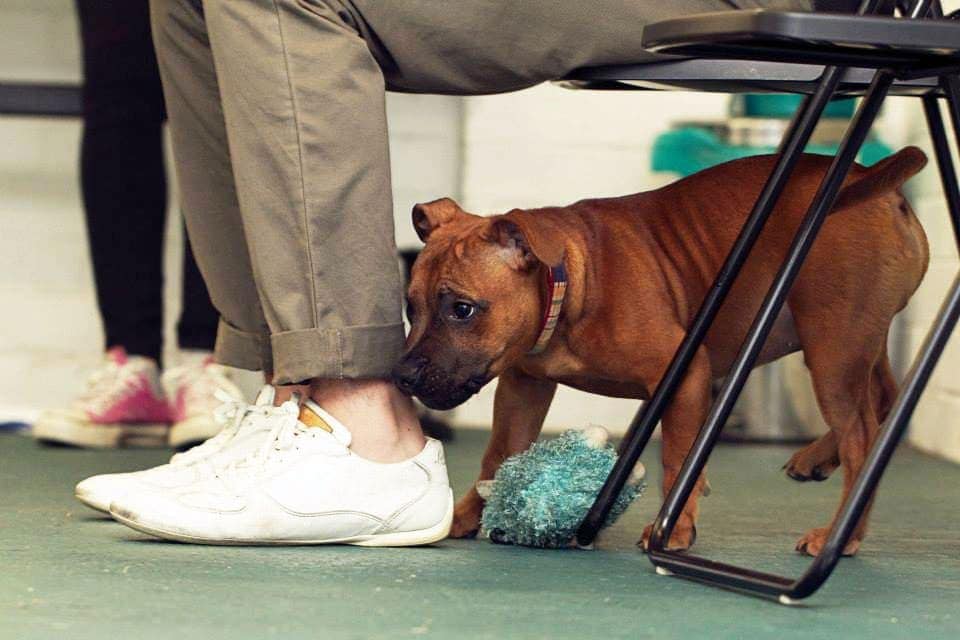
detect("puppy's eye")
[450,301,476,321]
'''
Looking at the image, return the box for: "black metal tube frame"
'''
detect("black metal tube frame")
[648,65,898,601]
[578,0,890,547]
[577,0,960,603]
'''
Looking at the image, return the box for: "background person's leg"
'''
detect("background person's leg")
[77,0,167,365]
[32,1,189,450]
[176,234,219,354]
[150,0,272,375]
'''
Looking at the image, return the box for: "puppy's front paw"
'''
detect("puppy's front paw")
[639,517,697,553]
[795,526,860,557]
[449,493,483,539]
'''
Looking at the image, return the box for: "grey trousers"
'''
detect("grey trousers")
[149,0,812,384]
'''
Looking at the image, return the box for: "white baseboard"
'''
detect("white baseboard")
[0,405,40,424]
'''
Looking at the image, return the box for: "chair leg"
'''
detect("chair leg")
[644,69,895,598]
[922,93,960,250]
[786,77,960,599]
[789,272,960,599]
[941,74,960,240]
[649,69,896,553]
[646,69,960,602]
[575,65,846,547]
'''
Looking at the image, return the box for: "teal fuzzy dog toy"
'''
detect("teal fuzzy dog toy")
[477,426,646,548]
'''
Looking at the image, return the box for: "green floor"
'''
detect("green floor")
[2,430,959,640]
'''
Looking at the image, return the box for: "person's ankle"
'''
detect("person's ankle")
[309,378,425,463]
[274,383,310,405]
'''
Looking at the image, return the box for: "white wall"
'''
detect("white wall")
[899,103,960,464]
[887,0,960,463]
[0,1,86,421]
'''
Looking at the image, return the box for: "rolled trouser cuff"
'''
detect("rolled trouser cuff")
[214,318,273,373]
[270,323,406,384]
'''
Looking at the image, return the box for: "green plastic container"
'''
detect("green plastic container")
[652,94,891,178]
[730,94,856,119]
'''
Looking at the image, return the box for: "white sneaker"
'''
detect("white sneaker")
[74,386,278,513]
[108,399,454,546]
[163,357,244,450]
[33,347,170,448]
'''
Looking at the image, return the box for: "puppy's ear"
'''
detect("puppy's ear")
[487,212,565,272]
[412,197,465,242]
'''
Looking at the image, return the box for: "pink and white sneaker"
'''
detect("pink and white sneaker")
[33,347,171,448]
[163,357,244,450]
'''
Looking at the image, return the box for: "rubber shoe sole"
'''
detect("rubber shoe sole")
[110,489,454,547]
[33,420,168,449]
[75,486,112,513]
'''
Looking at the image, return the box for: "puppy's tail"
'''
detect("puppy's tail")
[832,146,927,212]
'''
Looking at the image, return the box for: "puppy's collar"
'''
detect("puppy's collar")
[528,262,567,355]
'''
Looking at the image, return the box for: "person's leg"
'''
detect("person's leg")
[176,233,220,354]
[150,0,273,378]
[76,0,167,364]
[345,0,814,95]
[198,0,419,461]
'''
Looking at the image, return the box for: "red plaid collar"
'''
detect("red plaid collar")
[528,262,568,355]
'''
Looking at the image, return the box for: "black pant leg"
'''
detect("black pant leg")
[177,233,219,352]
[77,0,166,364]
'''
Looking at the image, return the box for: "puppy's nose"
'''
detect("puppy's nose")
[392,355,428,395]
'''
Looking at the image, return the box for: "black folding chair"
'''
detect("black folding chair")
[567,0,960,603]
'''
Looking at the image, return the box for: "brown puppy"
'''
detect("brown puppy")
[394,148,928,556]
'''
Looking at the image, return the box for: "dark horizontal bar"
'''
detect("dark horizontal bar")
[898,62,960,82]
[559,63,942,97]
[649,551,795,599]
[0,82,82,117]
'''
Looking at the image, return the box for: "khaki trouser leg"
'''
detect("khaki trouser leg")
[344,0,813,94]
[150,0,272,372]
[202,0,405,384]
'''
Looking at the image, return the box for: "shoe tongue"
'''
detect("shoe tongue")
[299,400,352,447]
[254,385,277,406]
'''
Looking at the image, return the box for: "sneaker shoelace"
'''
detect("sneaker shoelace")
[76,359,143,415]
[170,391,257,466]
[212,401,346,489]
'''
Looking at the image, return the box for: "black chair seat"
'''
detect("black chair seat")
[642,10,960,67]
[560,59,940,96]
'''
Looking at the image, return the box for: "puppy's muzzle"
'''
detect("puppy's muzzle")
[392,354,429,396]
[391,352,489,410]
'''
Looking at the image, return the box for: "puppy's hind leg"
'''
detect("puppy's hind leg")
[784,431,839,482]
[794,333,893,557]
[449,368,557,538]
[784,352,896,485]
